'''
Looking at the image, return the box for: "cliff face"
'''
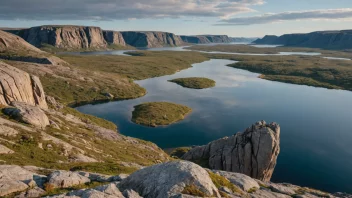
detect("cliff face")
[121,31,183,48]
[180,35,211,44]
[253,30,352,49]
[180,35,231,44]
[103,30,126,46]
[14,26,108,50]
[6,26,185,49]
[182,121,280,182]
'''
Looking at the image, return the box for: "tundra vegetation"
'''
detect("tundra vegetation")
[169,77,216,89]
[131,102,192,127]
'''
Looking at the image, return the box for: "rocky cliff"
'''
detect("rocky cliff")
[182,121,280,182]
[121,31,183,48]
[103,30,126,46]
[253,30,352,49]
[5,26,186,49]
[180,35,232,44]
[11,26,108,50]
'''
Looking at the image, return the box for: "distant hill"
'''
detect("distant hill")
[253,30,352,49]
[180,35,231,44]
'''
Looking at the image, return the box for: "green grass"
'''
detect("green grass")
[44,181,108,196]
[169,77,216,89]
[187,44,352,59]
[59,51,209,80]
[182,185,206,197]
[207,53,352,91]
[131,102,192,127]
[61,107,117,131]
[40,43,136,53]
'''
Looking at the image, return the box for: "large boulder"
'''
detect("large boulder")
[119,161,220,198]
[182,121,280,182]
[3,101,50,128]
[0,61,48,109]
[47,171,90,189]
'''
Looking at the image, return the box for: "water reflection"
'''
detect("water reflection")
[77,59,352,193]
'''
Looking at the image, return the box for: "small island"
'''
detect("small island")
[169,77,216,89]
[132,102,192,127]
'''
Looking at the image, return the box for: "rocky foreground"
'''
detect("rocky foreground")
[1,161,348,198]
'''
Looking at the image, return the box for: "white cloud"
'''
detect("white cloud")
[217,8,352,25]
[0,0,264,21]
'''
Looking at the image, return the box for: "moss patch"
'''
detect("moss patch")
[182,185,206,197]
[169,77,216,89]
[132,102,192,127]
[207,171,243,194]
[169,147,191,158]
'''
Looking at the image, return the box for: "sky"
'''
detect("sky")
[0,0,352,37]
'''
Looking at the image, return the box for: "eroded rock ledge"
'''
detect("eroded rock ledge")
[182,121,280,182]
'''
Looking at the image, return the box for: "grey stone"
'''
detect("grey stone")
[122,189,143,198]
[251,189,291,198]
[0,165,46,196]
[270,183,297,195]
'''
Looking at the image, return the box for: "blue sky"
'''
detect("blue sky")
[1,0,352,37]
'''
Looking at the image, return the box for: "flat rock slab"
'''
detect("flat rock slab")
[47,171,90,189]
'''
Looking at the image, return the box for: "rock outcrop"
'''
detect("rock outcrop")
[121,31,183,48]
[119,161,220,198]
[180,35,231,44]
[182,121,280,182]
[0,165,47,197]
[103,30,126,46]
[12,25,108,50]
[253,30,352,49]
[0,61,48,109]
[3,101,50,128]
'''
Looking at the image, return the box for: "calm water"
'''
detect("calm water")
[76,59,352,193]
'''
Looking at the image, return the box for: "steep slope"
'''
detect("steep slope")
[0,30,66,65]
[121,31,183,48]
[253,30,352,49]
